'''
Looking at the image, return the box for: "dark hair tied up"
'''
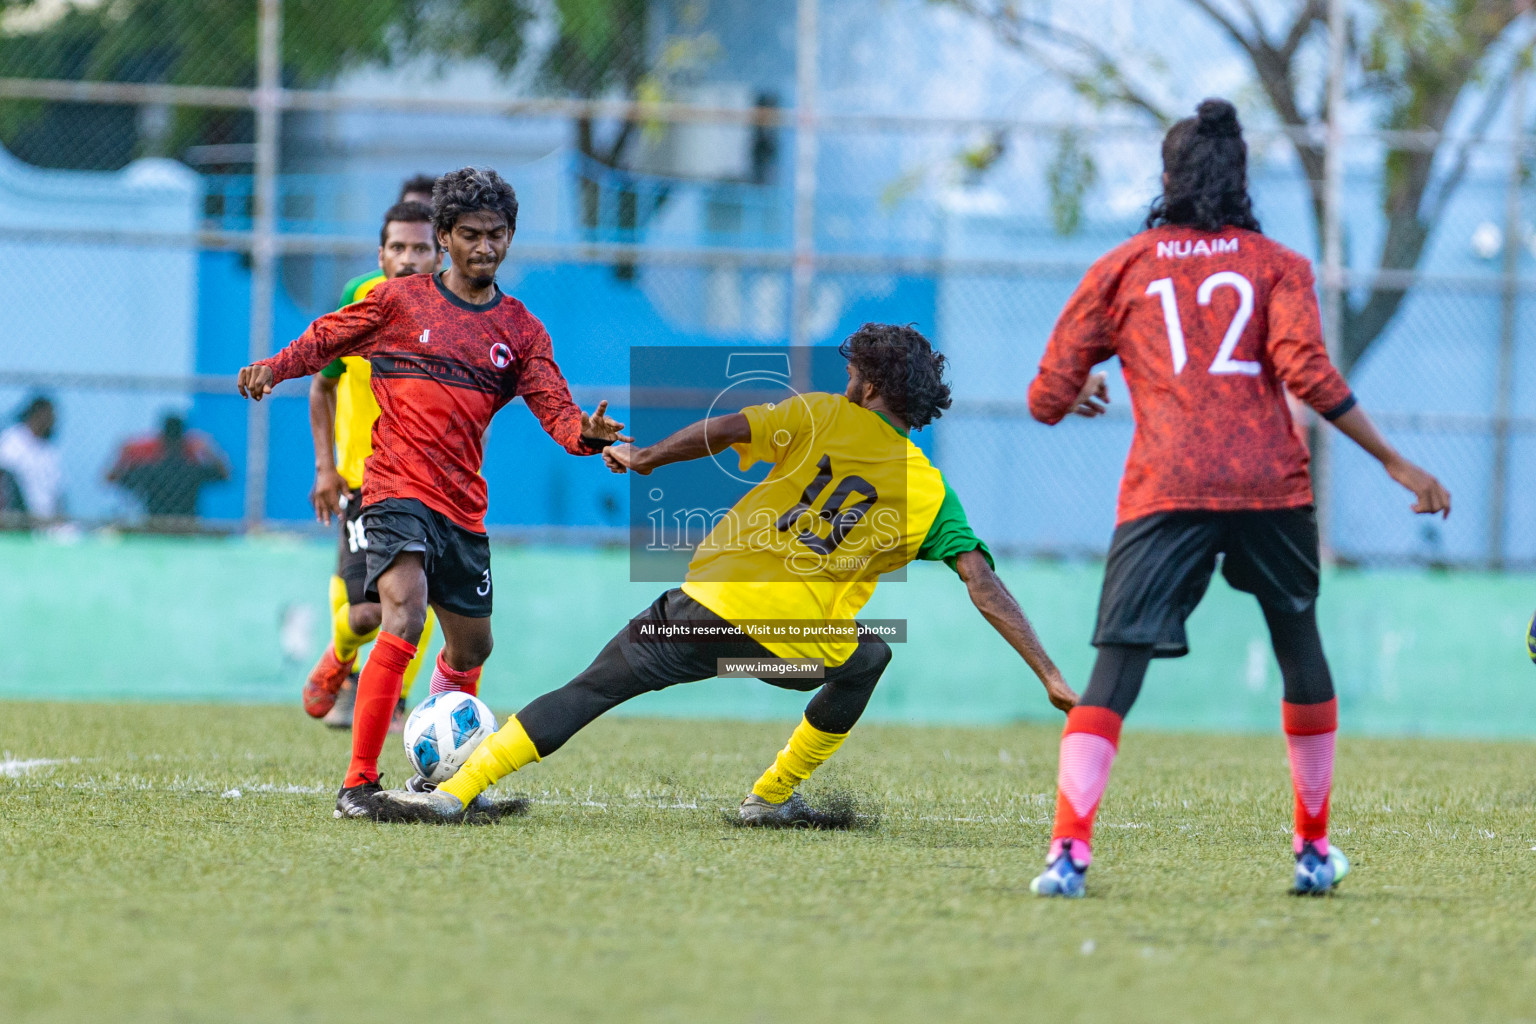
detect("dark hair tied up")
[1195,98,1241,139]
[1145,97,1260,234]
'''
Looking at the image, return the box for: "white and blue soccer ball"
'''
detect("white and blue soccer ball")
[403,692,497,785]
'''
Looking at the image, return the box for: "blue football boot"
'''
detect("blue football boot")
[1293,840,1350,895]
[1030,838,1089,898]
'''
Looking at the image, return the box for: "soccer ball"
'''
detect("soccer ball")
[402,692,497,785]
[1527,611,1536,663]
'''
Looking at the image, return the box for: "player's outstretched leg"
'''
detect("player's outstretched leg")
[739,634,889,829]
[377,635,648,822]
[1032,643,1147,898]
[1266,605,1349,895]
[378,714,542,823]
[739,718,852,828]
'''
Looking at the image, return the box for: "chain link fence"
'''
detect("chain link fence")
[1,0,1534,565]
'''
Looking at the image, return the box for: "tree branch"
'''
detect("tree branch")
[941,0,1173,122]
[1185,0,1262,53]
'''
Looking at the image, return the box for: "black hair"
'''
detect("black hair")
[1145,98,1261,234]
[161,414,186,441]
[838,323,952,430]
[379,200,435,247]
[17,394,52,423]
[399,174,438,201]
[432,167,518,236]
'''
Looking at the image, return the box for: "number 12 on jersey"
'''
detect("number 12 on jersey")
[1146,272,1258,377]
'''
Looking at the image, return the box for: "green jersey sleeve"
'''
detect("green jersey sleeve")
[336,271,383,311]
[916,479,993,571]
[318,358,345,378]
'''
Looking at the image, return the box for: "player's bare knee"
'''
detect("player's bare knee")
[443,628,493,670]
[381,601,427,646]
[460,632,493,668]
[349,602,382,636]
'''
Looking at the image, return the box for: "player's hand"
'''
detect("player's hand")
[237,364,275,401]
[580,400,634,445]
[1042,671,1079,713]
[603,443,651,475]
[1070,372,1109,418]
[310,467,348,525]
[1386,457,1451,518]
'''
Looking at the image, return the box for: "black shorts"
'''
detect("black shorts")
[361,497,493,618]
[335,487,368,605]
[618,589,892,693]
[1094,507,1320,658]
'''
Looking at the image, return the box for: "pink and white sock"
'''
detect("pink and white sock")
[1282,698,1337,854]
[1049,706,1124,864]
[428,652,482,698]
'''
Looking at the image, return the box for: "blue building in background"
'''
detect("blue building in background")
[1,0,1529,563]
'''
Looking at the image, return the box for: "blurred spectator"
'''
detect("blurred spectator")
[0,395,65,524]
[107,414,230,524]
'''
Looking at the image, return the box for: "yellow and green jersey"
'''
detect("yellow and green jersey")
[681,391,990,666]
[318,270,385,489]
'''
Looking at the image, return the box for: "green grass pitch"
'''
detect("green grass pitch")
[2,702,1534,1022]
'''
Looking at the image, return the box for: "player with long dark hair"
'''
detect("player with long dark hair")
[372,323,1077,827]
[1027,99,1450,897]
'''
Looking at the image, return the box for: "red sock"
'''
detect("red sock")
[1050,706,1124,864]
[428,651,482,698]
[1282,698,1337,852]
[345,631,417,788]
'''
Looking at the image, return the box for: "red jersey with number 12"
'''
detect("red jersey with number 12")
[1029,226,1353,525]
[259,273,597,532]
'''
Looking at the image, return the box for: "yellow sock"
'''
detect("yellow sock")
[332,601,378,664]
[327,575,347,620]
[399,608,436,703]
[751,716,848,804]
[439,715,541,805]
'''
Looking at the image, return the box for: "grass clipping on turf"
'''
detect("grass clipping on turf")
[724,788,879,830]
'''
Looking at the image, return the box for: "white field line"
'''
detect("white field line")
[1,755,80,778]
[11,770,1134,827]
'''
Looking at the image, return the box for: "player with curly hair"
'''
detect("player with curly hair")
[237,167,630,819]
[373,322,1079,828]
[1026,99,1450,897]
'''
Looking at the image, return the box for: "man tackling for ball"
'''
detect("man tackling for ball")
[373,322,1078,827]
[237,167,630,819]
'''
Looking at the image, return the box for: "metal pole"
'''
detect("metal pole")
[789,0,818,386]
[244,0,281,532]
[1490,59,1528,569]
[1318,0,1347,559]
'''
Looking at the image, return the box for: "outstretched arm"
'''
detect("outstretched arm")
[238,291,387,401]
[515,329,631,454]
[955,548,1077,712]
[1330,405,1451,517]
[603,413,752,475]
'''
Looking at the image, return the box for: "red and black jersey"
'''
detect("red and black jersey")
[259,273,597,532]
[1029,226,1354,525]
